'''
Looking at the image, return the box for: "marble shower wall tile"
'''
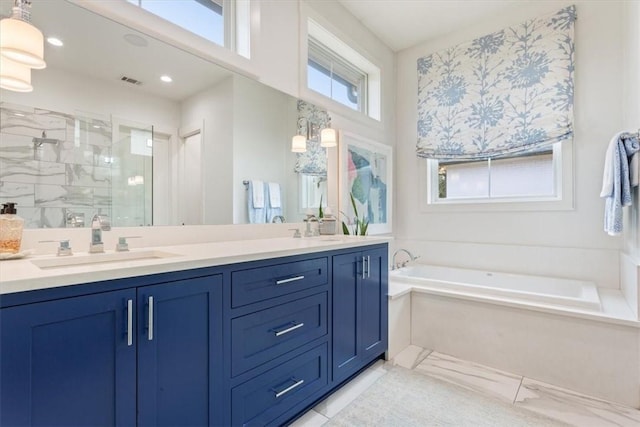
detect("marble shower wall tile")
[1,104,117,228]
[0,182,35,207]
[0,159,66,185]
[66,164,111,187]
[414,352,523,404]
[0,108,68,141]
[34,185,94,208]
[515,378,640,427]
[0,133,59,162]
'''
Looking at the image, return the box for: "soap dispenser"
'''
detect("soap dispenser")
[0,202,24,254]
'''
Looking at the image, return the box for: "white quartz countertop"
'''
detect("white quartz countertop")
[0,236,390,295]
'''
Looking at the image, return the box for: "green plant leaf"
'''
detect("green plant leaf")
[349,192,359,218]
[341,221,350,235]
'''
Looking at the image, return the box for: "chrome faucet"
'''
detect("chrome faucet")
[392,249,420,270]
[89,214,111,253]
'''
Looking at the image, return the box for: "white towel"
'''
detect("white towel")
[631,152,639,187]
[600,132,624,198]
[251,180,264,208]
[268,182,281,208]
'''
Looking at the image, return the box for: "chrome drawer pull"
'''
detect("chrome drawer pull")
[148,296,154,341]
[126,299,133,346]
[273,378,304,398]
[273,322,304,336]
[276,275,305,285]
[362,256,366,279]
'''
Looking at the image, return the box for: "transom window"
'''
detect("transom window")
[307,37,367,113]
[127,0,225,47]
[428,143,561,203]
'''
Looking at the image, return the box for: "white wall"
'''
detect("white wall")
[620,0,640,318]
[232,76,298,223]
[1,68,180,131]
[623,0,640,261]
[395,1,629,288]
[181,77,235,225]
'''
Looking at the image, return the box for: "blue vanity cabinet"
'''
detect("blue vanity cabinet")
[136,274,223,427]
[332,246,388,383]
[0,272,224,427]
[0,289,137,426]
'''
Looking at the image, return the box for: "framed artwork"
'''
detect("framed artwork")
[339,131,392,235]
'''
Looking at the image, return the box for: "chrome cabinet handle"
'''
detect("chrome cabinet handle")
[126,299,133,346]
[148,296,154,341]
[276,275,305,285]
[367,255,371,278]
[362,256,366,279]
[273,322,304,336]
[273,378,304,398]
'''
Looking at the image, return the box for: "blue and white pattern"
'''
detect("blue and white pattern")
[417,5,576,160]
[294,100,329,176]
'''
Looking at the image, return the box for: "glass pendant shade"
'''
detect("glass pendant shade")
[0,55,33,92]
[320,128,337,147]
[291,135,307,153]
[0,17,46,69]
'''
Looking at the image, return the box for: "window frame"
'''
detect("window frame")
[303,18,382,122]
[421,140,574,212]
[307,37,368,114]
[126,0,245,55]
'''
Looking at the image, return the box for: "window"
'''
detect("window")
[428,143,561,203]
[127,0,225,47]
[299,174,327,213]
[306,19,381,120]
[308,37,367,113]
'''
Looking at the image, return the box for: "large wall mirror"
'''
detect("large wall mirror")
[0,0,330,228]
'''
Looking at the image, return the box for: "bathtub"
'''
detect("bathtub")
[390,264,601,311]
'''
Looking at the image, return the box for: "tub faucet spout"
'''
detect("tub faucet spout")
[392,249,420,270]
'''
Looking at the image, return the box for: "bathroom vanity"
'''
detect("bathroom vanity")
[0,237,388,426]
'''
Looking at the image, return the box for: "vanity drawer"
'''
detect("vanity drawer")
[231,343,328,427]
[231,292,327,377]
[231,257,328,307]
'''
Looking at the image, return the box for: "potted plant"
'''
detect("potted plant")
[341,193,369,236]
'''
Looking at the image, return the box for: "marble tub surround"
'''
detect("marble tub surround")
[0,234,391,295]
[0,103,114,228]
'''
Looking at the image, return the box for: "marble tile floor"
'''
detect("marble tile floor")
[290,346,640,427]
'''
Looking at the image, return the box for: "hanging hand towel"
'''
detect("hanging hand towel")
[248,180,266,223]
[600,133,639,236]
[266,182,283,223]
[268,182,281,208]
[251,180,265,208]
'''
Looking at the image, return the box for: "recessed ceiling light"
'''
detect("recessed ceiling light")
[93,125,101,129]
[160,75,173,83]
[47,37,63,47]
[14,112,25,117]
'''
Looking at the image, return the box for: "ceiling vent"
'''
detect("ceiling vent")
[120,76,142,85]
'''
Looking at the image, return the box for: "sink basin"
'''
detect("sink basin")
[31,250,179,269]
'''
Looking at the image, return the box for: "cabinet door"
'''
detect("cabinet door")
[331,252,361,382]
[1,289,136,427]
[137,274,223,427]
[360,247,388,361]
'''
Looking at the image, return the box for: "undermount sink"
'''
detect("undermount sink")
[31,250,179,269]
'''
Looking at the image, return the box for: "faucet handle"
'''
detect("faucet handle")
[39,239,73,256]
[116,236,141,252]
[288,228,302,238]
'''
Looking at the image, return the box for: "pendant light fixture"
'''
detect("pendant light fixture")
[291,134,307,153]
[320,125,337,147]
[0,55,33,92]
[1,0,46,70]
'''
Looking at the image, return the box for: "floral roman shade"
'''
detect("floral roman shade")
[416,5,576,160]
